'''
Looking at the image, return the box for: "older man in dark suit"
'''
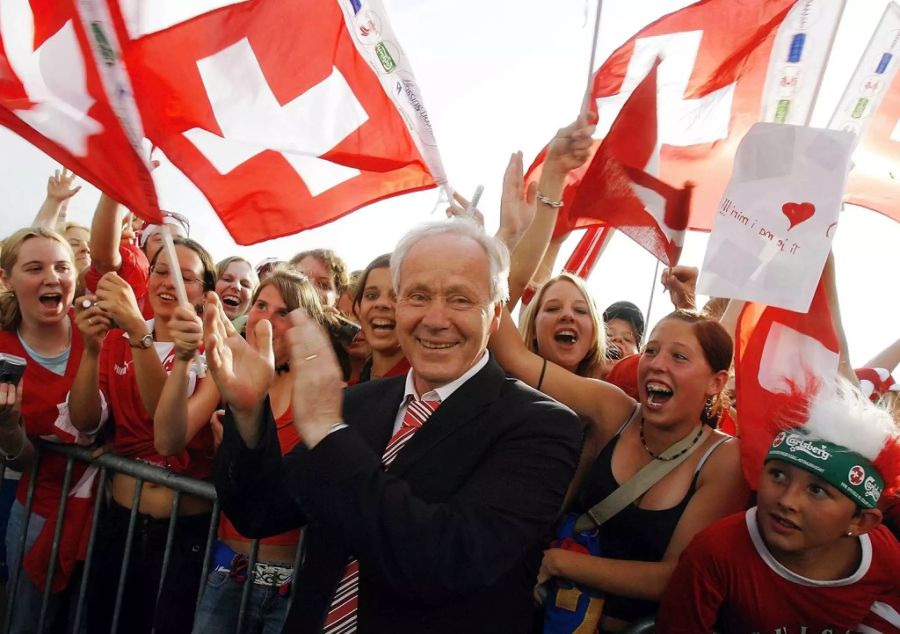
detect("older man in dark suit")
[206,218,582,633]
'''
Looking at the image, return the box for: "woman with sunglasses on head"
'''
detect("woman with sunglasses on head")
[0,227,108,633]
[68,236,220,634]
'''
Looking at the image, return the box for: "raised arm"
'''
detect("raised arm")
[68,296,113,431]
[489,306,634,443]
[822,252,857,385]
[153,305,220,455]
[95,272,166,414]
[89,193,124,274]
[865,337,900,373]
[32,169,81,231]
[507,115,596,309]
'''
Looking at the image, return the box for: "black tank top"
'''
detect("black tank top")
[575,412,728,623]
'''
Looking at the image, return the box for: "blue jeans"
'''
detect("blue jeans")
[192,566,290,634]
[5,500,59,634]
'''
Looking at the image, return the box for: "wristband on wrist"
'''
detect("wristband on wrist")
[536,191,564,209]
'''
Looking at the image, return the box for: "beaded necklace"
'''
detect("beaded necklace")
[639,418,704,461]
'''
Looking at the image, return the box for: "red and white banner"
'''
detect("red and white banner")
[528,0,843,232]
[733,279,840,487]
[830,2,900,224]
[567,61,692,267]
[116,0,444,245]
[0,0,160,222]
[698,122,854,312]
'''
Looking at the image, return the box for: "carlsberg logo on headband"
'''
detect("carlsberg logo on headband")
[767,429,884,508]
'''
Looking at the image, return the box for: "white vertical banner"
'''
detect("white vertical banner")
[697,123,854,312]
[828,2,900,146]
[335,0,448,188]
[760,0,846,125]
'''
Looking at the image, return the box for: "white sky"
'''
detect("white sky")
[1,0,897,368]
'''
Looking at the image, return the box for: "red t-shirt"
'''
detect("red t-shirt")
[218,407,302,547]
[98,325,214,479]
[84,242,153,319]
[604,353,640,398]
[658,509,900,633]
[0,316,97,517]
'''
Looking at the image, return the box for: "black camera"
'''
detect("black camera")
[0,353,27,386]
[326,315,362,347]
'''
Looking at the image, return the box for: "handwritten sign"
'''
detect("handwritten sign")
[698,123,854,312]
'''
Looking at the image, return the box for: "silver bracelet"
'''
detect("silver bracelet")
[536,191,564,209]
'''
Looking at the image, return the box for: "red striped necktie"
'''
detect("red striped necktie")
[323,396,440,634]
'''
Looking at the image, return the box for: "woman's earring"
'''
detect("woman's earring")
[703,396,714,421]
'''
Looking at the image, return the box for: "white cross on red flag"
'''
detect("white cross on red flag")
[1,0,445,243]
[733,279,840,488]
[0,0,161,222]
[527,0,842,236]
[567,60,691,267]
[115,0,444,244]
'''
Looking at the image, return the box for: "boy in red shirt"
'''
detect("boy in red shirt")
[658,384,900,633]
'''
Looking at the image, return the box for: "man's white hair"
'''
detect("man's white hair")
[390,218,510,304]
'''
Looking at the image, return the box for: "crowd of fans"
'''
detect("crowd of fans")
[0,115,898,634]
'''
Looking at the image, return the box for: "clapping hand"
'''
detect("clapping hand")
[497,151,537,251]
[203,293,274,417]
[285,308,345,449]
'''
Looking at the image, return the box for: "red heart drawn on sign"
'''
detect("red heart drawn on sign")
[782,202,815,230]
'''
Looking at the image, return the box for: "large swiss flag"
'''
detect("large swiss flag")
[568,61,692,267]
[733,279,840,488]
[528,0,839,232]
[116,0,439,245]
[0,0,160,222]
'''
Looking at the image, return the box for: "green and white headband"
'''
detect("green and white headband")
[766,429,884,509]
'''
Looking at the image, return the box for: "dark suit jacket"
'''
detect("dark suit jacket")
[215,356,582,633]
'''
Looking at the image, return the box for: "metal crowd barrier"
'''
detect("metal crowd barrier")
[1,440,304,634]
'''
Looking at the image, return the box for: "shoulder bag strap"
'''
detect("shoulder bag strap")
[573,424,710,533]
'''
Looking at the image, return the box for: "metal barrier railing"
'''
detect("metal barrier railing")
[1,440,303,634]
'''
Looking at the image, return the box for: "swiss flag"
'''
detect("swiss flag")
[527,0,803,233]
[733,279,840,488]
[0,0,160,221]
[116,0,439,245]
[568,61,691,267]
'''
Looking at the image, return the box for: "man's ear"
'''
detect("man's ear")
[849,507,883,537]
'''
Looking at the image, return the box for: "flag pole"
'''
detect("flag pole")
[645,259,661,330]
[160,225,206,376]
[581,0,604,116]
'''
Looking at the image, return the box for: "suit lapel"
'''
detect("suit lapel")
[387,357,506,477]
[346,377,405,454]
